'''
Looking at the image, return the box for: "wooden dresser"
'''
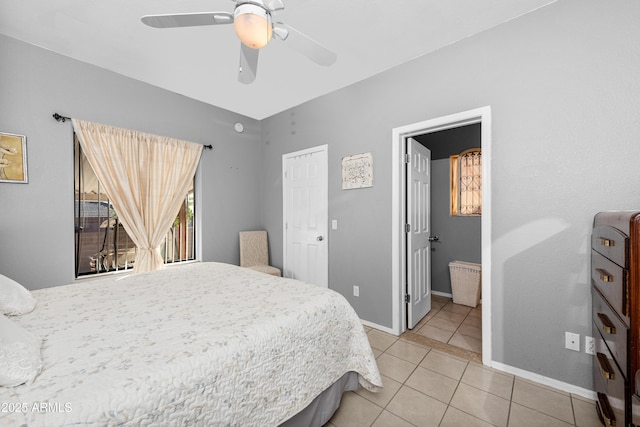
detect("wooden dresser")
[592,211,640,426]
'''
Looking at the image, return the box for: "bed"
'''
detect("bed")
[0,262,382,426]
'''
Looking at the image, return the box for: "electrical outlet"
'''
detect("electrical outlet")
[353,286,359,297]
[565,332,580,352]
[585,336,595,355]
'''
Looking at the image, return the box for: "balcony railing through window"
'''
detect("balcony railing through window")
[74,134,196,277]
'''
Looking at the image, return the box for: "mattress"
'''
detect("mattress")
[0,262,382,426]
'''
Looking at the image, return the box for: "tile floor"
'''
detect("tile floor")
[327,297,602,427]
[413,294,483,354]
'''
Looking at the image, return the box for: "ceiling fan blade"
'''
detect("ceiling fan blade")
[263,0,286,12]
[238,43,259,84]
[141,12,233,28]
[273,22,336,66]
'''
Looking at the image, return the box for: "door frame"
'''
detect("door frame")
[391,106,492,366]
[282,144,329,285]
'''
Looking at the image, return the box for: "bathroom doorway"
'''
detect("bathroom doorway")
[391,106,492,366]
[409,124,482,353]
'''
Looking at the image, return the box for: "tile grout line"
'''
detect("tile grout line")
[436,361,468,427]
[416,297,482,353]
[374,337,425,427]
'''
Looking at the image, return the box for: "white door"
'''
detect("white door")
[407,138,432,328]
[282,145,328,287]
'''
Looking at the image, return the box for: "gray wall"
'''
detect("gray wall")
[430,159,481,295]
[0,34,262,289]
[259,0,640,391]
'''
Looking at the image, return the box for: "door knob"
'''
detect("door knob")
[317,236,324,241]
[428,235,439,242]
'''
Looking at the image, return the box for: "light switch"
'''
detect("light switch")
[332,220,338,230]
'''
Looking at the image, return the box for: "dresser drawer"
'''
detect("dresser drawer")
[594,331,628,425]
[592,250,629,321]
[592,225,629,267]
[597,392,627,427]
[593,288,629,376]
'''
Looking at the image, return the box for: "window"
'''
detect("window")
[74,134,196,277]
[450,148,481,216]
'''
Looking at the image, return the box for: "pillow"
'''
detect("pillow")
[0,314,42,386]
[0,273,36,315]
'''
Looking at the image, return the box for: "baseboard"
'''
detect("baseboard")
[490,361,596,400]
[432,290,453,298]
[432,290,483,305]
[361,319,396,335]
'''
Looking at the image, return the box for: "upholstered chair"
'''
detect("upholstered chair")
[239,231,281,277]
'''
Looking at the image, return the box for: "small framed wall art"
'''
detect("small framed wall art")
[342,152,373,190]
[0,132,28,183]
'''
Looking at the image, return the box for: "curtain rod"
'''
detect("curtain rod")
[52,113,213,150]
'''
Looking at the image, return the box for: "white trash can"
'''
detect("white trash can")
[448,261,482,307]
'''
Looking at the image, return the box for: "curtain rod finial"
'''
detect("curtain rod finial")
[203,144,213,150]
[53,113,71,122]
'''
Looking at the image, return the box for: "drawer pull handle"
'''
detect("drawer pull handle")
[600,238,615,247]
[597,392,616,426]
[596,268,613,282]
[597,313,616,334]
[596,353,615,380]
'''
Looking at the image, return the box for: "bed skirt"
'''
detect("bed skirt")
[280,371,359,427]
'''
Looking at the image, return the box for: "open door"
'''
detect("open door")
[407,137,432,328]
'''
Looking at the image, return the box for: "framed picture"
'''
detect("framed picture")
[342,152,373,190]
[0,132,28,183]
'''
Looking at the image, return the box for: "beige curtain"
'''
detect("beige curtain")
[72,119,203,274]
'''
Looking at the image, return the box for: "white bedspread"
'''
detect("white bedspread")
[0,262,381,426]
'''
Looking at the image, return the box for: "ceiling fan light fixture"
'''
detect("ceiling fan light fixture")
[234,4,273,49]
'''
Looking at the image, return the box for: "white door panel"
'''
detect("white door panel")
[407,138,432,329]
[283,145,328,287]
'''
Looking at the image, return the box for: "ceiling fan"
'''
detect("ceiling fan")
[141,0,337,84]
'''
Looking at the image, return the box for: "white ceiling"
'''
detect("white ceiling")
[0,0,556,120]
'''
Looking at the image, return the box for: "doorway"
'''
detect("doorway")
[391,107,492,366]
[410,125,482,354]
[282,144,329,287]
